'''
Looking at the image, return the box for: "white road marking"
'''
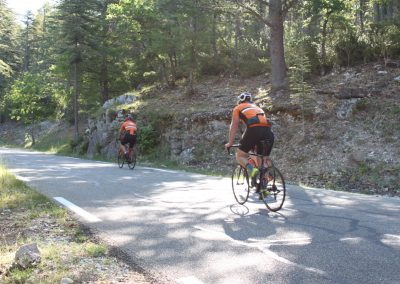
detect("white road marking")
[54,197,101,223]
[177,276,205,284]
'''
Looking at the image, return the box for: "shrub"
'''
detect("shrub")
[143,71,158,84]
[355,99,368,112]
[85,243,107,257]
[138,124,159,154]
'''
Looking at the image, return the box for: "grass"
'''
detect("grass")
[0,165,137,283]
[0,166,63,217]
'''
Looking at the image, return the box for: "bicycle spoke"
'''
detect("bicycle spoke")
[260,166,286,211]
[232,165,250,205]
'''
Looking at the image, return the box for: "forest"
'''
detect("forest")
[0,0,400,143]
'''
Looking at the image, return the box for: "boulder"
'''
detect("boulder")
[102,93,136,109]
[13,243,41,269]
[336,98,359,120]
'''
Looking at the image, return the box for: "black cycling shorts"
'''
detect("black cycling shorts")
[239,126,274,156]
[121,133,136,148]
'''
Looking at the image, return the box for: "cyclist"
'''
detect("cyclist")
[119,114,137,162]
[225,92,274,179]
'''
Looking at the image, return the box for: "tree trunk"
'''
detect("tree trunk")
[234,13,241,74]
[188,2,198,95]
[321,11,332,75]
[100,62,109,103]
[374,3,381,23]
[73,62,79,141]
[30,115,36,146]
[211,5,218,56]
[387,2,393,19]
[359,0,365,33]
[168,54,176,86]
[23,13,32,72]
[269,0,287,90]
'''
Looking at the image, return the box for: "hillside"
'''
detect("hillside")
[119,61,399,196]
[1,61,399,196]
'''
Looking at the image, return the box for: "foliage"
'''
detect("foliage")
[367,23,400,62]
[4,73,56,124]
[0,1,20,102]
[85,242,108,257]
[0,0,400,127]
[138,124,160,154]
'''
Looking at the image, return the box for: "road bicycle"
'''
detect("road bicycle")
[229,141,286,212]
[117,140,137,170]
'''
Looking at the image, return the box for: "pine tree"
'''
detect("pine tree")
[0,0,22,121]
[55,0,100,141]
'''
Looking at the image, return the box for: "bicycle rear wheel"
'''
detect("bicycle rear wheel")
[258,166,286,212]
[117,152,124,168]
[127,149,137,170]
[232,165,250,205]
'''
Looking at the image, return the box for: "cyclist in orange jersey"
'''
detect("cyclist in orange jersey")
[225,92,274,178]
[119,114,137,160]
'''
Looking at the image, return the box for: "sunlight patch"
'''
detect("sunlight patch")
[381,234,400,248]
[339,237,363,244]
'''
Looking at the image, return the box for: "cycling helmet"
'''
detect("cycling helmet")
[237,92,252,104]
[125,114,133,121]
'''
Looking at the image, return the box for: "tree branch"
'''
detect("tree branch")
[282,0,300,16]
[233,0,271,27]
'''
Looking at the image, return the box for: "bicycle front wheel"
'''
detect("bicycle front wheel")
[259,166,286,212]
[117,152,124,168]
[232,165,250,205]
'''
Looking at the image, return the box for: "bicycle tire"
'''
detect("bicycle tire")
[117,152,124,168]
[128,150,136,170]
[258,166,286,212]
[232,165,250,205]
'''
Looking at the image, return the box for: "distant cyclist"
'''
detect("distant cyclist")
[119,114,137,161]
[225,92,274,178]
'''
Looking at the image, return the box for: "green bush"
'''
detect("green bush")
[143,71,158,84]
[138,124,159,154]
[79,140,89,155]
[355,99,368,112]
[335,32,367,66]
[237,57,270,77]
[199,55,230,75]
[85,243,107,257]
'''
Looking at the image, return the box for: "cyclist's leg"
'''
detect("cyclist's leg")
[120,136,128,155]
[235,149,249,168]
[127,135,136,160]
[257,127,274,167]
[238,128,259,177]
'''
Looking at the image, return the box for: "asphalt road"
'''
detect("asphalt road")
[1,147,400,284]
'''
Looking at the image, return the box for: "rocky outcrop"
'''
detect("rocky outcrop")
[85,94,135,159]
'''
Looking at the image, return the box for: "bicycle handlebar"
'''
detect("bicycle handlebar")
[226,144,240,155]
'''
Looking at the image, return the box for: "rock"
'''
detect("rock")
[336,98,359,119]
[13,243,41,269]
[335,86,366,99]
[394,75,400,82]
[102,93,136,109]
[343,71,356,81]
[60,277,74,284]
[348,151,366,166]
[385,60,399,68]
[180,148,194,164]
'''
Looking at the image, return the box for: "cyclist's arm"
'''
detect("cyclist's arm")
[226,111,240,147]
[118,123,125,140]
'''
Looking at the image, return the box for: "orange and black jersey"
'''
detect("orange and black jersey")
[120,120,137,135]
[232,102,271,127]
